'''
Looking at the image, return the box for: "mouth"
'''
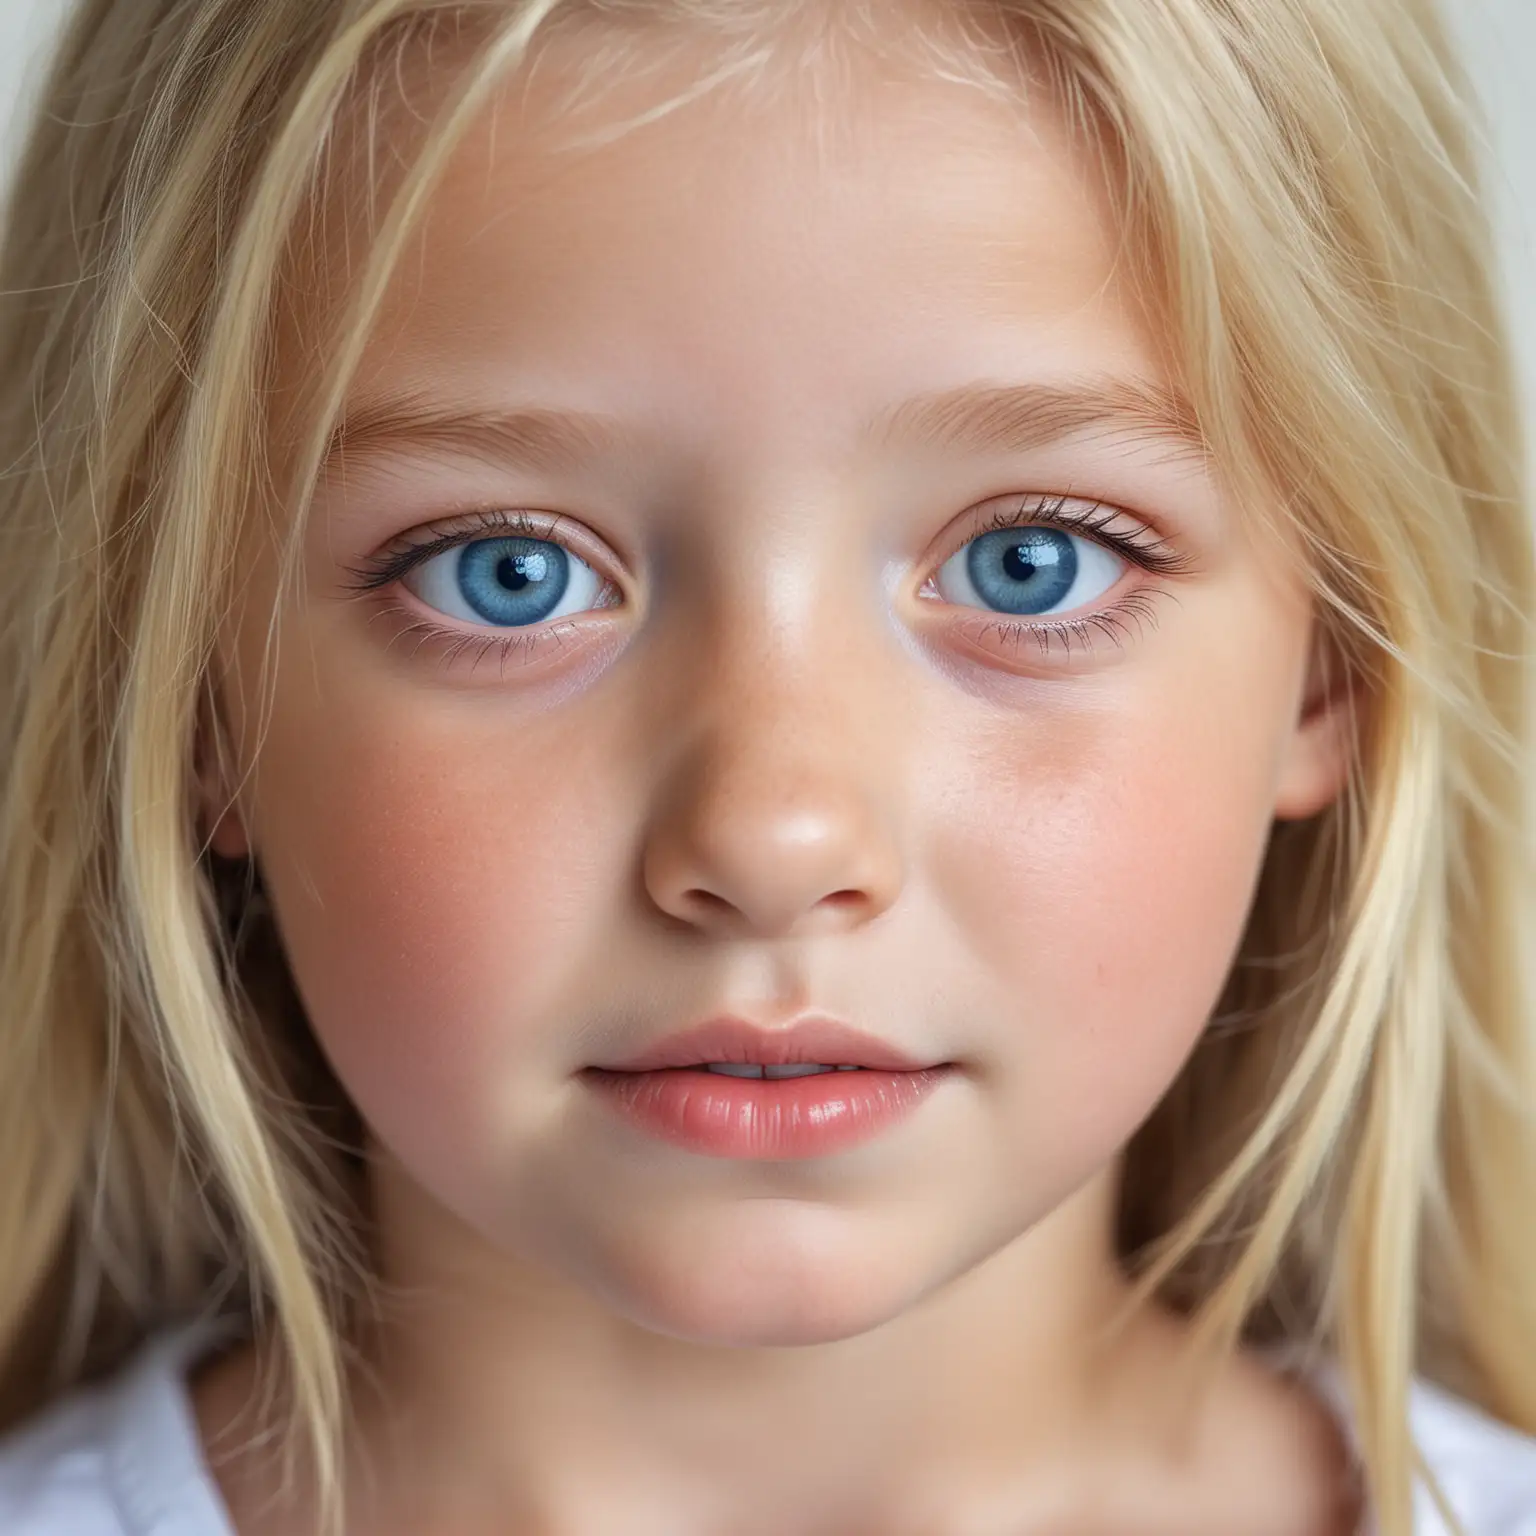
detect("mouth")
[589,1014,946,1076]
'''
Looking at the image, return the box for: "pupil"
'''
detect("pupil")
[498,551,547,590]
[1003,544,1038,580]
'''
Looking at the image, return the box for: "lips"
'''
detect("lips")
[582,1059,953,1158]
[588,1015,946,1074]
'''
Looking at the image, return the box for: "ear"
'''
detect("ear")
[1272,617,1358,822]
[193,681,251,859]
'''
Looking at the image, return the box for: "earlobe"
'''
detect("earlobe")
[206,802,251,859]
[1272,625,1359,823]
[194,683,251,859]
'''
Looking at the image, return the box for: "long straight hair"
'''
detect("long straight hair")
[0,2,1530,1533]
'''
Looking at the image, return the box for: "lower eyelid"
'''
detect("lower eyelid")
[370,590,1158,683]
[367,595,625,678]
[941,587,1171,666]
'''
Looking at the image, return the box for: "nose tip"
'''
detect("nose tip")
[640,755,904,940]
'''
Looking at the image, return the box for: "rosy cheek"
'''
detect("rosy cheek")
[927,671,1286,1160]
[249,674,617,1174]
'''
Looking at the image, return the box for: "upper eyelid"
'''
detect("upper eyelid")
[342,508,607,592]
[343,492,1192,596]
[938,495,1197,578]
[946,495,1125,554]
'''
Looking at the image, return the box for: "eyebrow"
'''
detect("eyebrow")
[321,376,1208,475]
[323,393,634,476]
[865,376,1207,459]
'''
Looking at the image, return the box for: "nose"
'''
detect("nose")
[639,639,907,942]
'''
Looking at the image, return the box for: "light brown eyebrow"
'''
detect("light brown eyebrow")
[323,394,637,475]
[865,376,1208,459]
[322,375,1208,476]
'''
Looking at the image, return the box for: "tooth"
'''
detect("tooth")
[700,1063,866,1079]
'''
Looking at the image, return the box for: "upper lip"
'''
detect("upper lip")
[590,1016,945,1073]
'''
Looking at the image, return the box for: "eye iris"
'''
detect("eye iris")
[457,537,568,626]
[966,527,1075,615]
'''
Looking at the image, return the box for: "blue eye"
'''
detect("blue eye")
[933,525,1125,617]
[402,535,607,627]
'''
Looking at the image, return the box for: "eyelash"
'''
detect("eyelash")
[340,496,1197,673]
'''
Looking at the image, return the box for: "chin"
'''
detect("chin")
[576,1203,934,1349]
[613,1283,914,1350]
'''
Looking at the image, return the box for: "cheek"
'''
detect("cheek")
[928,656,1294,1149]
[248,671,618,1172]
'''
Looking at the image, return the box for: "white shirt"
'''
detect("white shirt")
[0,1322,1533,1533]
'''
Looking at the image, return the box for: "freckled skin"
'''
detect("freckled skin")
[201,18,1359,1536]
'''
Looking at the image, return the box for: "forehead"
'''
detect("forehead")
[275,4,1169,480]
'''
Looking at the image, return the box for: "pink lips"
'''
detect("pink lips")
[582,1015,954,1159]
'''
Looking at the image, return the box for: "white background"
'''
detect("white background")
[0,0,1532,421]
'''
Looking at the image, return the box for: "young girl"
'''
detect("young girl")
[1,0,1534,1531]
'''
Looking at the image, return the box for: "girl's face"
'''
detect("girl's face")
[213,21,1350,1345]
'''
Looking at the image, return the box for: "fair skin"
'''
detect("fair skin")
[195,12,1360,1535]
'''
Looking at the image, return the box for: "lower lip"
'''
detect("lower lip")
[581,1065,953,1159]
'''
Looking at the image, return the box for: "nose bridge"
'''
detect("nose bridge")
[638,531,909,940]
[655,470,892,757]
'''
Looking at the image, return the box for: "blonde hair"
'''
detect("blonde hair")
[0,1,1531,1532]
